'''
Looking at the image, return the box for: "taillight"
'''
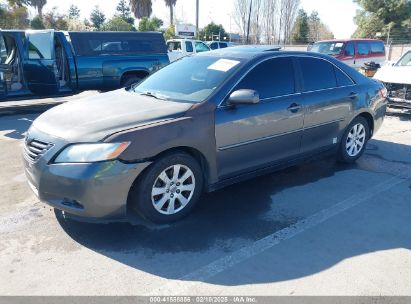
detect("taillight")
[379,87,387,98]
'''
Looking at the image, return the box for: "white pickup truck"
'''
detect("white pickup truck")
[166,39,211,62]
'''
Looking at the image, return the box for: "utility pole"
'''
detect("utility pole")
[246,0,253,44]
[196,0,199,40]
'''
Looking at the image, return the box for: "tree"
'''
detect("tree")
[199,22,228,41]
[30,15,45,28]
[30,0,46,19]
[129,0,152,19]
[353,0,411,42]
[163,24,175,40]
[164,0,176,25]
[116,0,134,24]
[68,4,80,19]
[291,9,309,44]
[90,5,106,30]
[43,7,68,30]
[138,16,163,31]
[102,16,135,31]
[0,4,29,29]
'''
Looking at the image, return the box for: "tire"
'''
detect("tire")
[121,76,142,88]
[129,152,204,224]
[337,116,370,163]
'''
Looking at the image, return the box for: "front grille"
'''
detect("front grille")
[24,139,53,162]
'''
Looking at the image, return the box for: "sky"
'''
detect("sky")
[23,0,360,39]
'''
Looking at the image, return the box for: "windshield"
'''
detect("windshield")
[133,56,243,103]
[397,52,411,66]
[311,42,344,56]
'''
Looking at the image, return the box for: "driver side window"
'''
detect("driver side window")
[234,57,295,99]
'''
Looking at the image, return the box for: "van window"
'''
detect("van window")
[370,41,385,54]
[344,42,355,56]
[219,42,228,49]
[357,42,370,55]
[168,41,181,51]
[310,41,344,56]
[185,41,193,53]
[299,57,337,91]
[209,42,218,50]
[235,57,295,99]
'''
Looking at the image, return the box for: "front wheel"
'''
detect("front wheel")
[129,152,204,224]
[338,116,370,163]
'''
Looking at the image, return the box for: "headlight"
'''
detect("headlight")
[54,142,130,163]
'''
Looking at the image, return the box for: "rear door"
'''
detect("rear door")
[298,56,355,153]
[23,30,58,95]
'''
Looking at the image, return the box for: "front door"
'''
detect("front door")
[215,56,304,178]
[23,30,58,95]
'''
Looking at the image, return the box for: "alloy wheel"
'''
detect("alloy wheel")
[346,123,366,157]
[151,164,196,215]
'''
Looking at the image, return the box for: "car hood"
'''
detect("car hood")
[374,65,411,85]
[32,89,193,142]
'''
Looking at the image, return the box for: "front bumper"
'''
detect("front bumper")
[23,127,151,221]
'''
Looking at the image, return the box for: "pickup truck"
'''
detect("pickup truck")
[166,38,210,62]
[0,30,169,99]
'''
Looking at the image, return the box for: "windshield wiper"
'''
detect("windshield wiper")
[140,91,166,100]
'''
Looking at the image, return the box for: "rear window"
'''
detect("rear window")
[70,32,167,56]
[370,41,385,55]
[167,41,181,51]
[299,57,337,91]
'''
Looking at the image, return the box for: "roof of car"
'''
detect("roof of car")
[314,39,384,43]
[199,45,282,58]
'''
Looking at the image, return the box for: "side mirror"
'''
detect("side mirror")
[227,89,260,106]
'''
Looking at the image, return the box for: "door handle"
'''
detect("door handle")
[287,103,302,113]
[349,92,358,99]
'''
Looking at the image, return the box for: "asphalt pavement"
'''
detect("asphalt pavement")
[0,97,410,296]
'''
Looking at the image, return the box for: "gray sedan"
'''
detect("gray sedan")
[23,46,388,224]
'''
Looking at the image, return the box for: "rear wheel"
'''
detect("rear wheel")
[130,152,203,224]
[338,116,370,163]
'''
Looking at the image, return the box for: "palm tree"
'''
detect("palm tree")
[30,0,47,19]
[164,0,176,25]
[129,0,152,19]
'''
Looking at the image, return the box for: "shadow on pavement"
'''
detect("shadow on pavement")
[0,114,39,140]
[56,153,377,283]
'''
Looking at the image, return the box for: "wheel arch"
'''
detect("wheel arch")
[357,111,375,138]
[126,146,211,214]
[120,70,149,86]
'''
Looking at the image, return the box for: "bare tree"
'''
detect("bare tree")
[233,0,300,45]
